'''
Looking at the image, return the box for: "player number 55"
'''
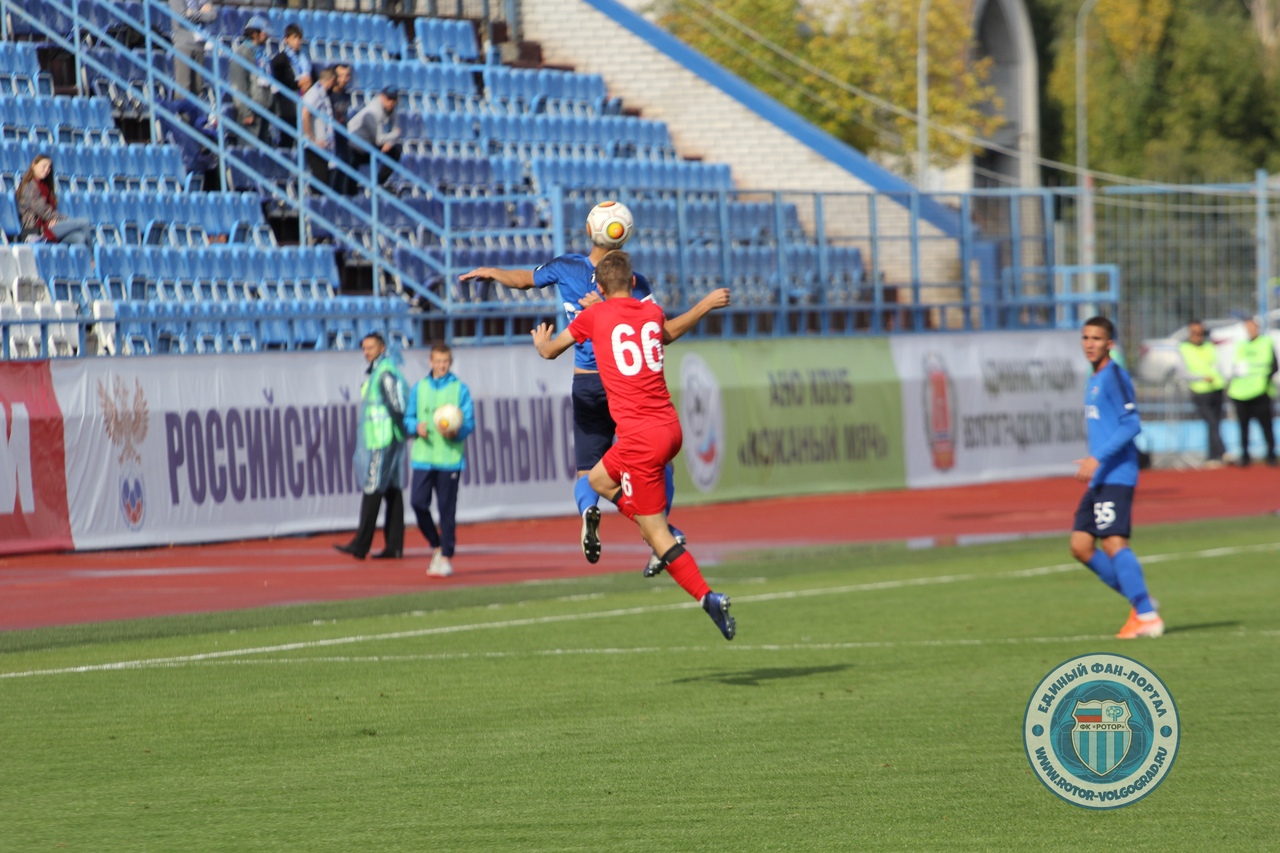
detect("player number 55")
[1093,501,1116,529]
[611,322,664,376]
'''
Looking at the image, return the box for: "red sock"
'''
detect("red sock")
[665,550,710,601]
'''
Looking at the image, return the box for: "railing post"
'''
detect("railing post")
[213,51,228,190]
[960,193,973,330]
[143,0,158,141]
[909,190,921,330]
[370,169,382,296]
[297,109,308,241]
[1257,169,1271,321]
[869,193,882,334]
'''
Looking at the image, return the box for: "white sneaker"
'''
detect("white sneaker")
[426,553,453,577]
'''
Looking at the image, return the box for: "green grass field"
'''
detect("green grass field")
[2,516,1278,851]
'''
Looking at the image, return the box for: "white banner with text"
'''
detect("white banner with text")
[891,331,1088,488]
[50,348,574,550]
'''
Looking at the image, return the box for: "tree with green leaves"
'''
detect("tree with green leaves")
[650,0,1004,175]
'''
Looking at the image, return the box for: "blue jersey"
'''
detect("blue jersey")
[532,254,653,371]
[1084,360,1141,487]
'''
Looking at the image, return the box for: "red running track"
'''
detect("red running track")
[1,467,1274,631]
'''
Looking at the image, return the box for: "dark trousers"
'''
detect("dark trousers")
[274,98,298,149]
[304,149,332,191]
[346,488,404,556]
[1191,389,1225,461]
[1233,394,1276,464]
[344,143,402,194]
[411,468,460,557]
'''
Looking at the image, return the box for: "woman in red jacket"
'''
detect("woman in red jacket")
[14,154,92,245]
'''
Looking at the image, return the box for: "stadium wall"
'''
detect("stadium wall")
[2,330,1085,554]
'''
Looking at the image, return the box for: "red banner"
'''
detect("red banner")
[1,362,72,554]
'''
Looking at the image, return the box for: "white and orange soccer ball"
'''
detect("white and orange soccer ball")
[433,403,463,433]
[585,200,634,249]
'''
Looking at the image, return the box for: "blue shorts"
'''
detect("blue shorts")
[1072,484,1135,539]
[572,372,615,472]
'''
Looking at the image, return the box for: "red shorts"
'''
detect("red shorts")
[602,419,682,516]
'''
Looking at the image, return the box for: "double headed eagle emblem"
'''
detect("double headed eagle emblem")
[97,376,149,465]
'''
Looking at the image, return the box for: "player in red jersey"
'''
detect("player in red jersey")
[532,251,735,640]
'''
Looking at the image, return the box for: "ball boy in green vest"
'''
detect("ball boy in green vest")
[404,343,475,577]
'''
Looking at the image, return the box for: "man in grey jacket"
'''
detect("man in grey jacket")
[168,0,216,98]
[343,88,403,193]
[229,15,274,143]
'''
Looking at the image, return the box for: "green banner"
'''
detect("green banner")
[666,337,905,503]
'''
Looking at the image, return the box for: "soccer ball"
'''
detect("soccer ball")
[433,403,463,434]
[585,200,634,249]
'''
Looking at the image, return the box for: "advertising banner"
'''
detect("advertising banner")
[50,348,574,550]
[664,338,906,503]
[891,331,1088,488]
[0,362,73,554]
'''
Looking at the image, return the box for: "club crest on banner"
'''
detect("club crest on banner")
[679,354,724,492]
[98,376,150,465]
[98,376,150,531]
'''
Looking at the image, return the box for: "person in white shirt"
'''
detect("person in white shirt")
[302,66,337,189]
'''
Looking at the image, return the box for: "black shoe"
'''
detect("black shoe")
[580,506,601,564]
[372,550,402,559]
[334,542,367,559]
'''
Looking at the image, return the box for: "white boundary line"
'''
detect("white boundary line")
[4,540,1278,680]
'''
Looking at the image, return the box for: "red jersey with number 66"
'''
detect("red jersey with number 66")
[569,296,679,437]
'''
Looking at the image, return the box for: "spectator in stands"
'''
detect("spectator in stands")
[302,67,337,189]
[230,15,274,144]
[15,155,92,246]
[344,88,403,193]
[168,0,216,98]
[329,63,355,194]
[271,23,313,149]
[330,64,353,126]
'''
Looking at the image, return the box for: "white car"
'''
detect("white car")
[1135,311,1280,385]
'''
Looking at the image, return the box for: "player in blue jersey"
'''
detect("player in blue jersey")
[1070,316,1164,639]
[458,201,729,571]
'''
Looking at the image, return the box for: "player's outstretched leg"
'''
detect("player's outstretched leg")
[643,466,684,578]
[575,474,602,564]
[660,542,733,641]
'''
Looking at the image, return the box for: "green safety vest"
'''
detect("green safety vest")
[410,377,466,469]
[1178,341,1224,394]
[1228,337,1277,401]
[362,357,407,450]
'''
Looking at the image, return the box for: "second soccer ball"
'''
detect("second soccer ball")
[433,403,463,433]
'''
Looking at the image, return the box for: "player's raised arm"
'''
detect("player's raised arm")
[663,287,731,344]
[459,267,536,290]
[532,322,575,360]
